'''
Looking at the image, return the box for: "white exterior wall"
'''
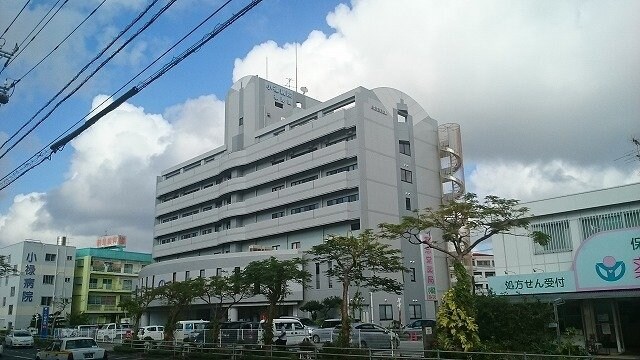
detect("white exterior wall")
[493,183,640,276]
[0,241,76,330]
[140,76,452,326]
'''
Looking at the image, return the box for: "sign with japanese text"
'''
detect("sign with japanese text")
[41,306,49,338]
[97,235,127,248]
[22,251,37,303]
[488,271,576,295]
[420,232,438,301]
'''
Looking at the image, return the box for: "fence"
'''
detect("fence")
[111,338,594,360]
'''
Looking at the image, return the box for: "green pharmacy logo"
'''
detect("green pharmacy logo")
[595,256,625,282]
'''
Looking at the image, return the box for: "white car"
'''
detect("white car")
[138,325,164,341]
[4,329,34,348]
[35,337,107,360]
[96,323,132,341]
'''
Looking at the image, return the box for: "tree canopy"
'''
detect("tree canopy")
[242,256,310,345]
[191,270,253,342]
[155,280,199,340]
[119,287,159,338]
[379,193,550,262]
[307,229,407,347]
[0,255,16,277]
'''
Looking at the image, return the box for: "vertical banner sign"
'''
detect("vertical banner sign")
[41,306,49,338]
[420,232,438,301]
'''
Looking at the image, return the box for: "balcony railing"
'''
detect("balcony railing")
[86,304,119,312]
[88,283,132,291]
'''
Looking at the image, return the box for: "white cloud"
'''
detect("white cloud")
[467,160,640,201]
[233,0,640,201]
[0,94,225,250]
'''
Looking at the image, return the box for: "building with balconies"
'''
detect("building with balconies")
[72,244,152,324]
[139,75,464,327]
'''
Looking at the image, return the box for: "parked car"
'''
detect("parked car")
[334,322,400,349]
[75,325,99,338]
[217,321,259,345]
[258,319,309,345]
[96,322,132,341]
[35,337,107,360]
[403,319,436,335]
[4,329,34,348]
[310,318,342,343]
[174,320,209,342]
[279,316,317,335]
[138,325,165,341]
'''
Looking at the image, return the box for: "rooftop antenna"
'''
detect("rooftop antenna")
[300,86,308,95]
[285,77,293,89]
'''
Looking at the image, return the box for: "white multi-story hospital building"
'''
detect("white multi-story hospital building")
[489,183,640,355]
[139,75,464,326]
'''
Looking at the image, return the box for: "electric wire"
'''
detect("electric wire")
[0,0,262,192]
[15,0,108,83]
[0,0,31,39]
[0,0,69,76]
[0,0,179,160]
[0,0,162,153]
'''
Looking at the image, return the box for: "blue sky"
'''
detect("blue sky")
[0,0,638,252]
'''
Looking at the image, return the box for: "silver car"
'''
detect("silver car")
[4,329,34,348]
[335,322,400,349]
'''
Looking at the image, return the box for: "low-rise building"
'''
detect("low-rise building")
[72,236,152,324]
[0,238,75,330]
[489,183,640,355]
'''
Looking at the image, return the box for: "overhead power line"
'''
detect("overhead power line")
[0,0,69,76]
[15,0,108,83]
[0,0,31,39]
[0,0,162,153]
[0,0,178,160]
[0,0,264,192]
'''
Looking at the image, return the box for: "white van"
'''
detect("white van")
[174,320,209,341]
[259,318,309,345]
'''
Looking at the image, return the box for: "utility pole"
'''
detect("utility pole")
[0,41,18,105]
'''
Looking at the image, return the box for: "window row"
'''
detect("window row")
[158,127,357,203]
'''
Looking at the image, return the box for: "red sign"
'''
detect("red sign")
[421,232,438,301]
[97,235,127,248]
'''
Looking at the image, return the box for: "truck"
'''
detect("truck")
[96,323,132,342]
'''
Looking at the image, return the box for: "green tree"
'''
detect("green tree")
[475,294,554,353]
[436,261,480,351]
[307,230,407,347]
[320,296,342,321]
[0,255,17,277]
[299,300,323,321]
[242,257,310,345]
[191,270,253,342]
[155,280,199,340]
[66,312,90,327]
[119,287,159,338]
[378,193,549,264]
[379,193,549,352]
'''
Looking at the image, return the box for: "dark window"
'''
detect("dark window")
[272,211,284,219]
[199,269,205,278]
[405,197,411,210]
[275,101,283,109]
[290,175,318,187]
[45,253,57,262]
[401,169,413,183]
[410,267,416,282]
[272,184,285,192]
[409,304,422,319]
[239,117,243,126]
[43,275,55,284]
[315,263,320,289]
[379,304,393,320]
[350,222,360,231]
[399,140,411,155]
[327,261,333,288]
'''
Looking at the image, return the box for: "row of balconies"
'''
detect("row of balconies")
[156,109,352,197]
[154,169,359,239]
